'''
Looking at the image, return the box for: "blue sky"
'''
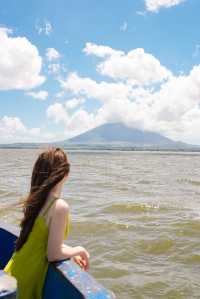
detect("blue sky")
[1,0,200,144]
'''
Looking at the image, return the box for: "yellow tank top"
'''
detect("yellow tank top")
[3,197,70,299]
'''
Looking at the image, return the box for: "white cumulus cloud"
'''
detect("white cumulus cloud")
[65,97,85,110]
[47,103,69,125]
[26,90,48,100]
[0,27,45,90]
[46,101,102,139]
[61,72,131,102]
[83,42,123,58]
[0,114,72,143]
[145,0,185,12]
[46,48,60,61]
[0,116,43,143]
[83,43,171,86]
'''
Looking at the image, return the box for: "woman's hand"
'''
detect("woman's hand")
[73,255,86,270]
[74,246,90,271]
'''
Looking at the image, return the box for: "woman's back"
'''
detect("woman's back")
[4,196,70,299]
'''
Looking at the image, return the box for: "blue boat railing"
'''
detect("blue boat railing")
[0,221,115,299]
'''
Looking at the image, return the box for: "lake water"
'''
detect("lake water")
[1,149,200,298]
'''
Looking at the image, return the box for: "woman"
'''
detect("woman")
[4,147,90,299]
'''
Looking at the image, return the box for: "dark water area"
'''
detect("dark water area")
[1,149,200,298]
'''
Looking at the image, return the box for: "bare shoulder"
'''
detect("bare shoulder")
[45,198,69,228]
[53,198,69,214]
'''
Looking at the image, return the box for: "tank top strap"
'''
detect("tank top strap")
[41,196,59,217]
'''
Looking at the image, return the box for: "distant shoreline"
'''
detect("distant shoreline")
[0,145,200,152]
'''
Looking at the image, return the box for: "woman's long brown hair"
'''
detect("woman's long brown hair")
[15,147,70,251]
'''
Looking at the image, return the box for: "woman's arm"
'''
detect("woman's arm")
[47,199,89,269]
